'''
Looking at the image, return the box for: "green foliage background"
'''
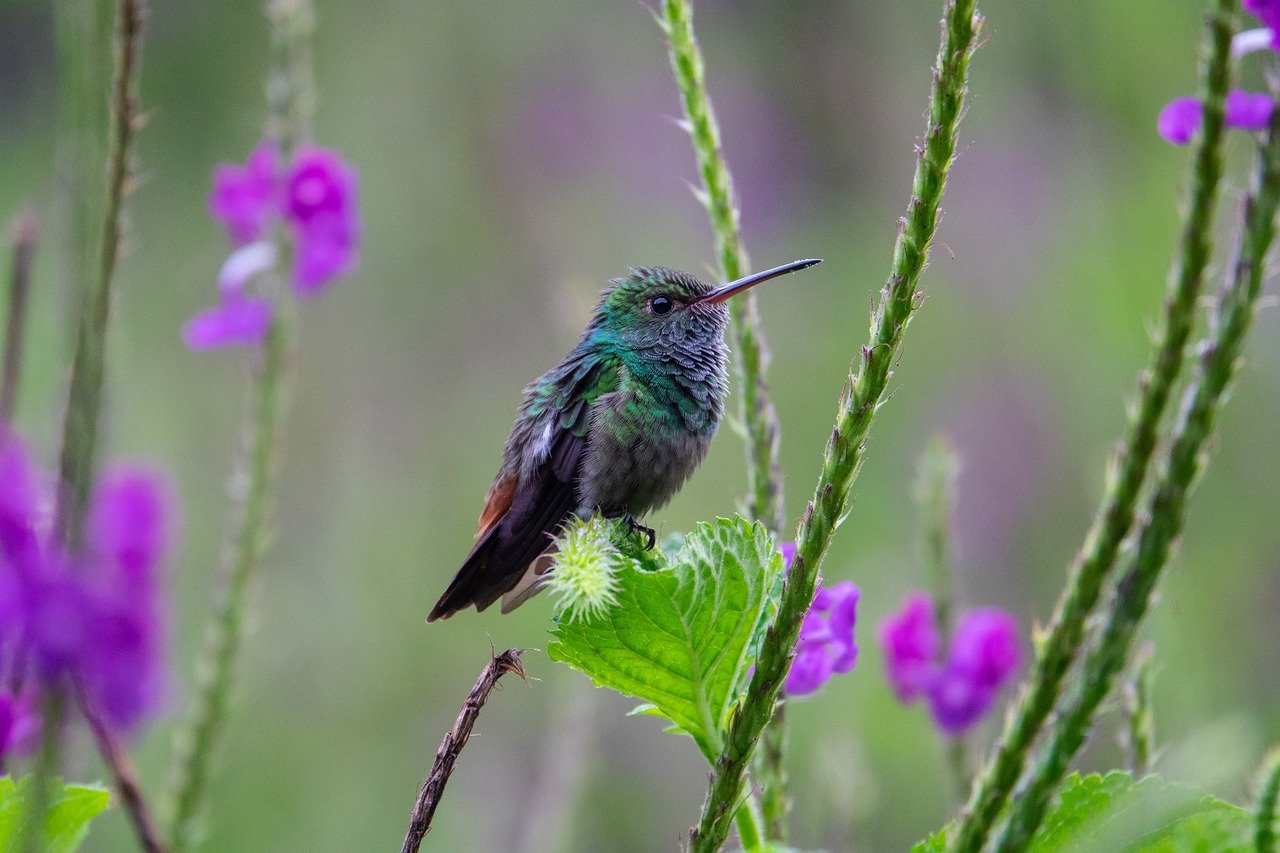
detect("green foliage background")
[0,0,1276,849]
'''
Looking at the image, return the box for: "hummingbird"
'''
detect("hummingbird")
[428,258,821,621]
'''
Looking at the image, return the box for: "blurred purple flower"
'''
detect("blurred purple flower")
[285,147,360,294]
[785,580,860,696]
[182,294,274,351]
[1159,90,1275,145]
[927,609,1021,735]
[878,593,1021,737]
[0,432,174,733]
[878,593,940,702]
[1157,97,1203,146]
[189,142,359,349]
[777,543,860,696]
[0,691,39,763]
[209,143,278,245]
[1244,1,1280,47]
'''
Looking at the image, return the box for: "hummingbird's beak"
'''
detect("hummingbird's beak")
[693,258,823,305]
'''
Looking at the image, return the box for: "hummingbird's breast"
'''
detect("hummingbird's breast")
[577,339,727,516]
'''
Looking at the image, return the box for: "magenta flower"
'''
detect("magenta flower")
[777,543,861,696]
[187,141,359,349]
[1159,89,1275,145]
[1245,0,1280,48]
[0,691,39,764]
[878,592,1021,736]
[208,143,278,245]
[878,592,941,702]
[0,432,175,733]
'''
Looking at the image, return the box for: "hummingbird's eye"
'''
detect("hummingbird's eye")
[649,295,675,316]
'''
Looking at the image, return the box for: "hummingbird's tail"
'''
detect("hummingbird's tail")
[427,474,579,621]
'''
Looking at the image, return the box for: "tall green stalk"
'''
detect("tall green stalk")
[1,213,38,425]
[686,1,981,849]
[1122,646,1156,777]
[992,102,1280,853]
[26,0,146,847]
[659,0,790,839]
[951,1,1238,847]
[917,437,968,797]
[165,1,312,846]
[1256,748,1280,853]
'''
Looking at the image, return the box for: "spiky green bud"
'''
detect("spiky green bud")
[549,516,622,623]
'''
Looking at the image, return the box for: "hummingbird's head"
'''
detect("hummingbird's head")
[590,259,822,356]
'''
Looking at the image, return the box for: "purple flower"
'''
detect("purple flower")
[1159,90,1275,145]
[1226,90,1274,131]
[1245,0,1280,46]
[878,593,940,702]
[285,147,360,294]
[1157,97,1203,146]
[785,579,860,696]
[0,434,175,734]
[878,593,1021,737]
[209,143,279,245]
[0,691,39,763]
[189,142,359,349]
[182,294,274,351]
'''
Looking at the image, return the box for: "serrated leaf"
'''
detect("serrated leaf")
[0,775,111,852]
[548,516,782,761]
[915,772,1251,852]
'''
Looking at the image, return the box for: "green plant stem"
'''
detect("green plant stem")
[733,799,766,853]
[756,701,789,840]
[660,0,785,538]
[992,102,1280,853]
[167,315,291,849]
[659,0,790,838]
[165,2,312,845]
[951,2,1238,847]
[53,0,113,323]
[918,435,958,637]
[686,2,981,849]
[1,212,38,424]
[22,692,67,853]
[1256,747,1280,853]
[27,0,145,848]
[52,0,145,551]
[1122,645,1155,777]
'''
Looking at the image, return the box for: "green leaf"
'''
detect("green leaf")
[548,516,783,761]
[0,775,111,852]
[915,772,1252,852]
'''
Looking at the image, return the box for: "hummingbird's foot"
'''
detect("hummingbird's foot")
[622,512,656,550]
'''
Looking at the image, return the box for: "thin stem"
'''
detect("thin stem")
[2,212,38,424]
[22,691,66,853]
[1256,747,1280,853]
[165,2,312,844]
[659,0,790,837]
[166,315,291,848]
[917,438,969,798]
[660,0,786,538]
[1121,645,1156,777]
[28,0,146,847]
[733,797,766,853]
[756,702,789,840]
[401,650,526,853]
[78,683,168,853]
[993,100,1280,853]
[952,2,1238,847]
[53,0,145,550]
[918,435,958,637]
[686,1,982,849]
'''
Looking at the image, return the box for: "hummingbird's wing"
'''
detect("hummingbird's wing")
[427,354,614,621]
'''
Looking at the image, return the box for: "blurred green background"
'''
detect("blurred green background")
[2,0,1278,849]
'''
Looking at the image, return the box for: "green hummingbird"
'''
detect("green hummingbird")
[428,258,821,621]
